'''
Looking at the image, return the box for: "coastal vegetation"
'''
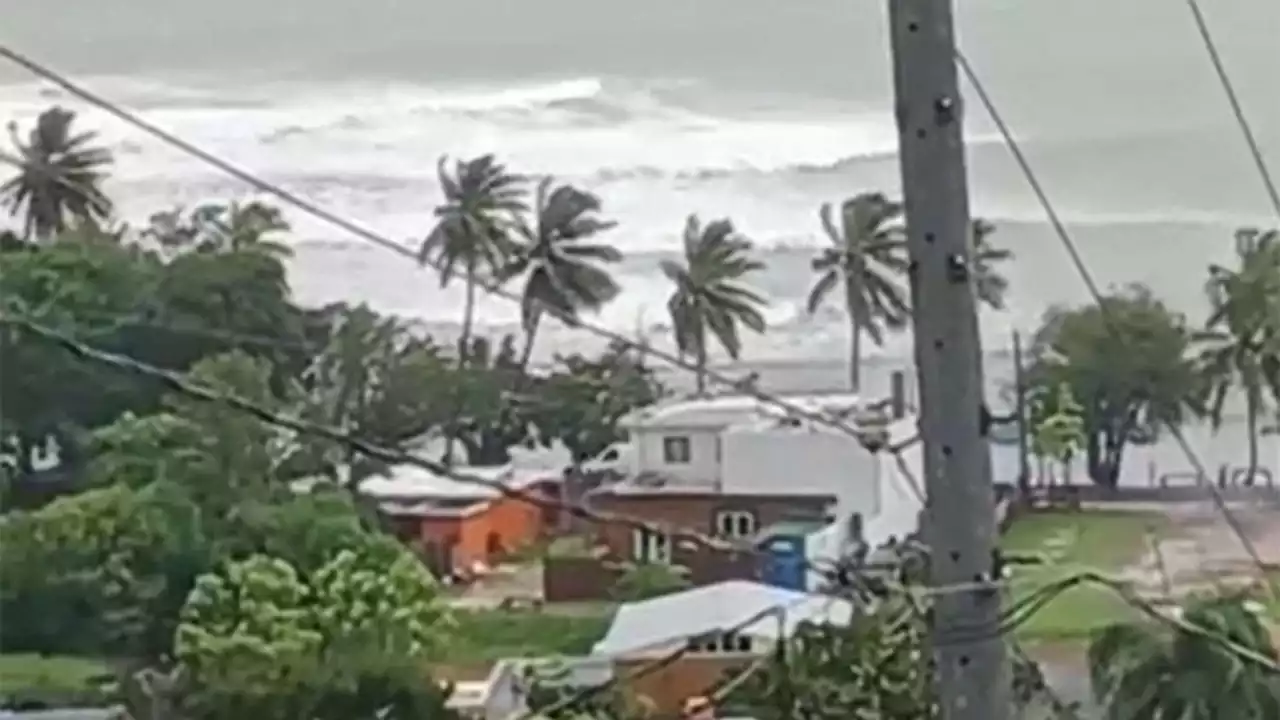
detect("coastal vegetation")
[3,104,1280,718]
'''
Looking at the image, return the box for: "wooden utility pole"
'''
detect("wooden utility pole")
[886,1,1011,719]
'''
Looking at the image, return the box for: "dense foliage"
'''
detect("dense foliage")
[0,107,666,716]
[4,101,1280,718]
[1089,594,1280,719]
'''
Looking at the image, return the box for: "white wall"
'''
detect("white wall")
[861,443,924,549]
[800,420,925,590]
[720,427,880,513]
[629,426,723,487]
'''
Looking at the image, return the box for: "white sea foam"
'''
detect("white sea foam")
[0,74,1223,357]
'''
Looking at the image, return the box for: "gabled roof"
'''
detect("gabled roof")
[620,392,864,430]
[590,580,854,657]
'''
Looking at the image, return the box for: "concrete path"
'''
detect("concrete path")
[1112,501,1280,597]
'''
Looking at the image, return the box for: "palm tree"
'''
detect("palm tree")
[503,177,622,368]
[144,201,293,258]
[970,218,1014,310]
[420,155,526,359]
[1,107,114,240]
[805,193,910,392]
[1088,593,1280,719]
[420,155,525,465]
[661,215,768,394]
[1195,228,1280,487]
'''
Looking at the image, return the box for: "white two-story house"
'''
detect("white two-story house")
[588,375,925,590]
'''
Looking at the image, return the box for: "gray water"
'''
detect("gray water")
[3,0,1279,482]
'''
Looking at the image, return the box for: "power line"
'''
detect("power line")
[1181,0,1280,221]
[0,44,925,505]
[5,312,929,586]
[954,48,1276,588]
[516,599,798,720]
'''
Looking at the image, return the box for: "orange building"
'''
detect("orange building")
[369,464,561,577]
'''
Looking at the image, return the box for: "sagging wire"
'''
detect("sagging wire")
[954,47,1276,594]
[514,597,802,720]
[0,43,927,504]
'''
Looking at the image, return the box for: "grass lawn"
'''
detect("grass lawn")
[0,654,115,709]
[449,608,614,662]
[1000,509,1173,642]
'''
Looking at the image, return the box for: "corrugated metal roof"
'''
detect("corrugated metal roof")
[591,580,854,657]
[358,464,554,501]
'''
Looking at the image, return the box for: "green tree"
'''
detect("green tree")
[0,482,209,661]
[805,193,910,392]
[0,234,159,476]
[1030,383,1087,487]
[610,561,691,602]
[420,155,525,358]
[1194,228,1280,487]
[143,201,292,258]
[135,212,305,382]
[527,341,664,463]
[289,304,454,487]
[725,592,935,719]
[1089,593,1280,719]
[449,334,533,465]
[661,215,768,394]
[86,351,286,516]
[173,548,455,720]
[504,177,622,367]
[1027,285,1198,487]
[421,155,525,464]
[1,107,114,240]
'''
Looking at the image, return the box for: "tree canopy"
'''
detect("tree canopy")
[1025,285,1199,486]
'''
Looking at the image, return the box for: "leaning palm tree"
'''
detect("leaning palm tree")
[661,215,768,395]
[420,154,526,359]
[1195,228,1280,487]
[503,176,622,368]
[805,193,910,392]
[1088,593,1280,719]
[970,218,1014,310]
[420,155,525,465]
[0,107,114,241]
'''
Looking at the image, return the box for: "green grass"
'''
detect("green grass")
[0,654,115,709]
[449,608,614,662]
[1000,509,1172,641]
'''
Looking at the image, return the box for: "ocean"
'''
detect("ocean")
[3,0,1280,484]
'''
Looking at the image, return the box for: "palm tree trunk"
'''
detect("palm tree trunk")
[849,320,863,392]
[1245,393,1260,487]
[444,263,478,467]
[696,339,708,395]
[518,312,542,370]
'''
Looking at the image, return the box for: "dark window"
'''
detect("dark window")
[663,436,692,464]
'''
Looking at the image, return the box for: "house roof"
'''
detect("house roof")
[620,392,864,430]
[358,464,555,502]
[590,580,854,657]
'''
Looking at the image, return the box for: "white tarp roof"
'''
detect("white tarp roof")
[591,580,853,657]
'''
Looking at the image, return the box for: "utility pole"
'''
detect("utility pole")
[886,1,1011,719]
[1013,330,1031,500]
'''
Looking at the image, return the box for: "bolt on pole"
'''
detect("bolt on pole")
[885,0,1011,718]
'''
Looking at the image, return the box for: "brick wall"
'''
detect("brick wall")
[589,492,833,560]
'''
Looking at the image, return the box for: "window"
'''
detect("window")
[631,528,672,563]
[686,632,754,654]
[714,510,757,539]
[662,436,692,464]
